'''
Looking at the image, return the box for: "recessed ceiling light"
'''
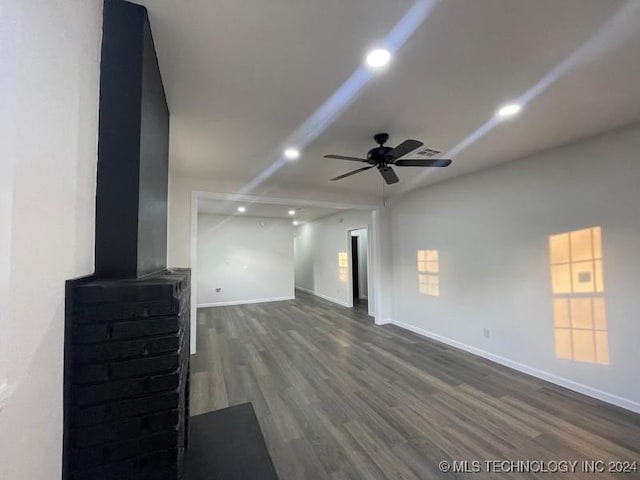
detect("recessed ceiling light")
[237,206,246,213]
[366,48,391,68]
[288,209,296,216]
[284,148,300,160]
[293,220,298,226]
[496,103,521,118]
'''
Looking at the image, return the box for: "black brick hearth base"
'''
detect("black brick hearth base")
[64,269,190,480]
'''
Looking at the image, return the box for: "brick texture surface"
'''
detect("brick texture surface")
[64,269,191,480]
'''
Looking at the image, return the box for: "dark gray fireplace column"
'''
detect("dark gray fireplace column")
[64,1,190,479]
[94,0,169,279]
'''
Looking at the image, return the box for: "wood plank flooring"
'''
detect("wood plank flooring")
[190,291,640,479]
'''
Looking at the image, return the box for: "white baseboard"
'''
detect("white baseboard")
[197,296,294,308]
[376,318,393,325]
[295,286,350,308]
[390,319,640,415]
[294,286,312,293]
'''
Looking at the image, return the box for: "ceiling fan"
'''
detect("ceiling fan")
[325,133,452,184]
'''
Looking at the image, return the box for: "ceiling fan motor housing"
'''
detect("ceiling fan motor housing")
[367,146,393,166]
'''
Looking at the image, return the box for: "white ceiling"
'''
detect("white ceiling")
[135,0,640,200]
[198,198,345,224]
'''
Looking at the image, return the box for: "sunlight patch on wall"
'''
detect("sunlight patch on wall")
[338,251,348,282]
[417,249,439,296]
[549,227,609,365]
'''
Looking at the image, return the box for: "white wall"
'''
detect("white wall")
[0,0,19,400]
[294,210,372,308]
[294,222,314,295]
[389,123,640,412]
[0,0,102,478]
[167,173,379,269]
[197,214,294,306]
[351,229,368,299]
[373,207,394,324]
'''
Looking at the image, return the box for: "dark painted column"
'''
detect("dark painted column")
[64,3,188,480]
[95,0,169,278]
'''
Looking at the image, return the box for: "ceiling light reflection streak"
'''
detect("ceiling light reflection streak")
[518,1,640,107]
[402,0,640,193]
[235,0,442,197]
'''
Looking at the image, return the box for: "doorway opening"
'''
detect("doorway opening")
[190,192,382,353]
[349,228,369,313]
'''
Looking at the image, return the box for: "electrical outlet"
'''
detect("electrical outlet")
[483,328,491,339]
[216,287,222,293]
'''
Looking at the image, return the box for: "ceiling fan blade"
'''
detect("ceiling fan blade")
[324,155,368,162]
[379,167,399,184]
[387,139,423,160]
[394,159,452,167]
[330,166,373,181]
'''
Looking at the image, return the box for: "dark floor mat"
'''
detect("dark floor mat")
[184,403,278,480]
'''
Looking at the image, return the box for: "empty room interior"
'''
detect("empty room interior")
[3,0,640,479]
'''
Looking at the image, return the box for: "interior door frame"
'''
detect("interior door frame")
[345,225,373,316]
[351,235,359,300]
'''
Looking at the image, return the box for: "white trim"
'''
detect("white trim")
[390,319,640,415]
[344,224,375,317]
[198,296,295,308]
[295,286,314,294]
[295,286,351,308]
[371,209,385,326]
[189,191,198,354]
[194,190,377,211]
[345,225,369,309]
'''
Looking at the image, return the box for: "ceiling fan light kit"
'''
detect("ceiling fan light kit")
[325,133,452,184]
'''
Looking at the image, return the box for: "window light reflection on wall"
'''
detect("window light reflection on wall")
[338,252,348,282]
[549,227,609,365]
[417,249,439,296]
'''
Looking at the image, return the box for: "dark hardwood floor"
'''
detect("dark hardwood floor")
[190,290,640,479]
